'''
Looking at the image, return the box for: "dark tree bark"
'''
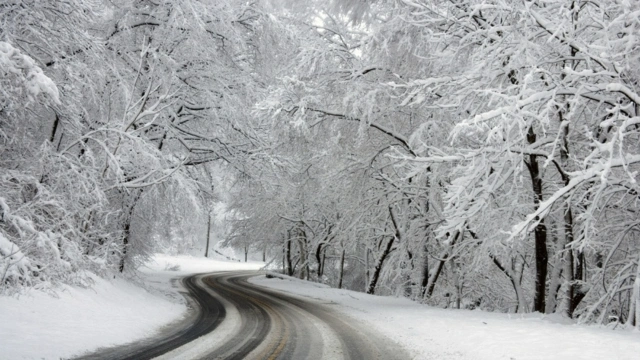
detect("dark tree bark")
[118,189,144,273]
[366,206,402,294]
[204,213,211,258]
[424,231,461,299]
[525,126,549,313]
[366,236,394,294]
[285,233,293,276]
[296,228,309,280]
[282,246,286,275]
[49,110,60,143]
[338,248,346,289]
[420,242,429,298]
[315,224,333,279]
[315,243,325,278]
[119,223,129,273]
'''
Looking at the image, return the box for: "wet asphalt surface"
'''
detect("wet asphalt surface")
[74,271,409,360]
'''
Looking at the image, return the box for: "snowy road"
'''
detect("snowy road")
[77,271,409,360]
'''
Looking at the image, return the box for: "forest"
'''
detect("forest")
[1,0,639,327]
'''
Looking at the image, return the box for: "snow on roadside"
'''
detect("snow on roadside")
[0,254,263,360]
[250,274,640,360]
[0,273,183,360]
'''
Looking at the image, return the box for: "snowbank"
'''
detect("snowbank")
[0,254,263,360]
[0,273,183,360]
[251,274,640,360]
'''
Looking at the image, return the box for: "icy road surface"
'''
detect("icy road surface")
[79,271,409,360]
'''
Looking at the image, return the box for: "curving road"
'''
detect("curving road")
[76,271,409,360]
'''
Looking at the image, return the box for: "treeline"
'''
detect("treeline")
[0,0,272,292]
[225,0,640,326]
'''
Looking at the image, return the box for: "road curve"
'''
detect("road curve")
[76,271,410,360]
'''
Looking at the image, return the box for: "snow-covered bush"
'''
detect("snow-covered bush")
[0,41,115,293]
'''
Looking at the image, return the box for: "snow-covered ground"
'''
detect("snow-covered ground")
[0,254,262,360]
[251,274,640,360]
[3,254,639,360]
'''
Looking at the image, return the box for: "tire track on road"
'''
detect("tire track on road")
[75,271,409,360]
[75,275,226,360]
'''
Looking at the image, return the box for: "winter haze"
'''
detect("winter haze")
[1,0,639,359]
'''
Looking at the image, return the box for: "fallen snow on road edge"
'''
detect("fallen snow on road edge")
[250,273,640,360]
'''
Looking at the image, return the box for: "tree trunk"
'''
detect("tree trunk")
[492,255,527,313]
[451,261,462,309]
[565,207,586,317]
[204,213,211,258]
[546,248,564,314]
[526,126,548,313]
[387,206,413,297]
[316,224,333,279]
[365,247,370,291]
[119,222,129,273]
[425,231,460,299]
[572,250,586,309]
[285,236,293,276]
[297,230,309,280]
[628,253,640,328]
[282,245,286,275]
[315,243,324,278]
[404,250,414,298]
[420,242,430,298]
[118,189,143,273]
[560,117,586,317]
[338,248,346,289]
[366,236,394,294]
